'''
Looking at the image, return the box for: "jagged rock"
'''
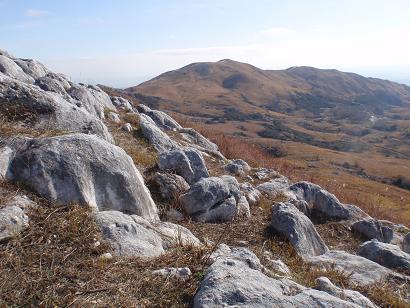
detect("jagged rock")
[307,250,405,285]
[139,114,178,152]
[223,159,251,175]
[158,147,209,184]
[178,128,224,158]
[207,243,232,264]
[403,233,410,254]
[194,247,364,308]
[137,103,181,130]
[180,176,244,222]
[95,211,163,257]
[14,58,49,79]
[0,193,36,242]
[254,168,279,181]
[67,84,115,119]
[0,55,34,83]
[95,211,200,257]
[239,182,261,206]
[237,195,251,218]
[152,172,190,200]
[270,202,328,257]
[122,123,132,132]
[151,220,201,248]
[265,256,291,276]
[289,181,368,222]
[315,277,377,308]
[35,76,66,94]
[111,96,133,111]
[0,146,13,178]
[152,267,191,280]
[5,134,158,220]
[107,111,121,123]
[358,240,410,270]
[195,196,237,222]
[0,206,29,241]
[0,76,113,142]
[352,218,393,243]
[257,176,289,198]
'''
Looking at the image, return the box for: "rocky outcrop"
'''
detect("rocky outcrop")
[152,172,190,200]
[152,267,191,280]
[137,103,181,130]
[270,202,328,257]
[178,128,224,158]
[223,159,251,175]
[358,240,410,270]
[139,114,178,152]
[194,247,365,308]
[95,211,200,257]
[111,96,133,111]
[67,84,115,119]
[307,250,405,285]
[257,176,289,198]
[315,277,377,308]
[158,147,209,184]
[0,194,36,242]
[180,176,247,222]
[352,218,393,243]
[0,75,113,142]
[239,182,261,206]
[4,134,158,220]
[289,181,368,222]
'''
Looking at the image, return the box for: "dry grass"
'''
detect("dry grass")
[172,114,409,226]
[0,181,210,307]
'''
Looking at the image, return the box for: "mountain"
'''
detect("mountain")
[121,59,410,199]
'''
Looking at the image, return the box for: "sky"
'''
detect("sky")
[1,0,410,88]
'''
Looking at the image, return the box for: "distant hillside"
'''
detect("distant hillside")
[114,60,410,198]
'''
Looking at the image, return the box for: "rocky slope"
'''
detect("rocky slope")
[0,50,409,306]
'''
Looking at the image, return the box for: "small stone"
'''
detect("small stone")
[122,123,132,132]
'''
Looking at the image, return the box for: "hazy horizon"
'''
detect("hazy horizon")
[2,0,410,87]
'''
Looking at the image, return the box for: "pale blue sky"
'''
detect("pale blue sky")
[1,0,410,87]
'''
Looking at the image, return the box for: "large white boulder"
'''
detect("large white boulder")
[5,134,158,220]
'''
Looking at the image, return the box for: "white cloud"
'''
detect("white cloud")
[24,9,50,17]
[261,27,294,36]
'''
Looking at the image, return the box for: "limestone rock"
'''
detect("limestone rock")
[6,134,158,220]
[158,147,209,184]
[107,112,121,123]
[289,181,368,222]
[137,103,181,130]
[67,84,115,119]
[352,218,393,243]
[315,277,377,308]
[240,182,261,206]
[152,267,191,280]
[139,114,178,152]
[180,176,244,222]
[194,247,364,308]
[257,176,289,198]
[358,240,410,270]
[111,96,133,111]
[307,250,405,286]
[223,159,251,175]
[152,172,190,200]
[96,211,200,258]
[270,202,328,257]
